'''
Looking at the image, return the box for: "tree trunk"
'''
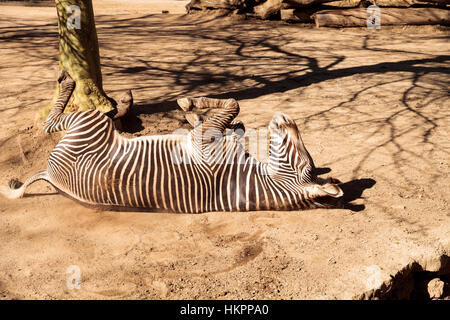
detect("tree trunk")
[40,0,115,118]
[313,7,450,27]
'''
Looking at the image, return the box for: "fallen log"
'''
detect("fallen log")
[280,8,315,22]
[313,7,450,27]
[284,0,337,6]
[415,0,450,4]
[186,0,246,11]
[328,0,449,7]
[359,0,413,6]
[253,0,349,19]
[254,0,283,19]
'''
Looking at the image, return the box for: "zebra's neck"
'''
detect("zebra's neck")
[232,153,304,212]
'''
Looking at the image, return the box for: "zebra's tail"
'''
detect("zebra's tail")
[0,170,51,199]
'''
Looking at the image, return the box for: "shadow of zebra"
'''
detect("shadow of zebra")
[339,178,376,212]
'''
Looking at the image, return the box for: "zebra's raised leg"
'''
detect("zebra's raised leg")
[43,70,76,133]
[177,97,244,135]
[44,71,133,132]
[184,112,245,138]
[177,97,243,146]
[177,97,232,112]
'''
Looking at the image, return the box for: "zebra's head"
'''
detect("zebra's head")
[268,113,343,208]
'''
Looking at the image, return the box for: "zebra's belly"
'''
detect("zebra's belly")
[48,151,223,213]
[47,137,255,213]
[48,155,149,209]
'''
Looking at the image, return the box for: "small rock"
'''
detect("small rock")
[427,278,444,299]
[391,205,406,210]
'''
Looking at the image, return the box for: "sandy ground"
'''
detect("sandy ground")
[0,2,449,299]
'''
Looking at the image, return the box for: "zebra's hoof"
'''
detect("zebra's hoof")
[177,98,193,111]
[57,70,73,84]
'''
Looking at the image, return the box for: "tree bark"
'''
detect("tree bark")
[40,0,115,118]
[280,8,315,22]
[313,7,450,27]
[284,0,336,7]
[186,0,246,10]
[254,0,283,19]
[415,0,450,4]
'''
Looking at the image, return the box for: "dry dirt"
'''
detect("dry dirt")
[0,1,449,300]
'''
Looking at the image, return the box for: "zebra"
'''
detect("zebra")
[1,71,344,213]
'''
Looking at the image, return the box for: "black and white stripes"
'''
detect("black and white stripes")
[1,72,344,212]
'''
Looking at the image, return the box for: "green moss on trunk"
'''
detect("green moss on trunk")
[40,0,115,118]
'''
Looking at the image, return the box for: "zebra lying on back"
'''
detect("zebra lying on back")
[1,72,344,213]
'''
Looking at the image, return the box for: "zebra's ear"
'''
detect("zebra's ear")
[306,183,343,198]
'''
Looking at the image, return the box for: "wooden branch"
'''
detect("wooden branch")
[415,0,450,4]
[284,0,337,7]
[186,0,246,11]
[252,0,343,21]
[313,7,450,27]
[254,0,283,19]
[280,8,315,22]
